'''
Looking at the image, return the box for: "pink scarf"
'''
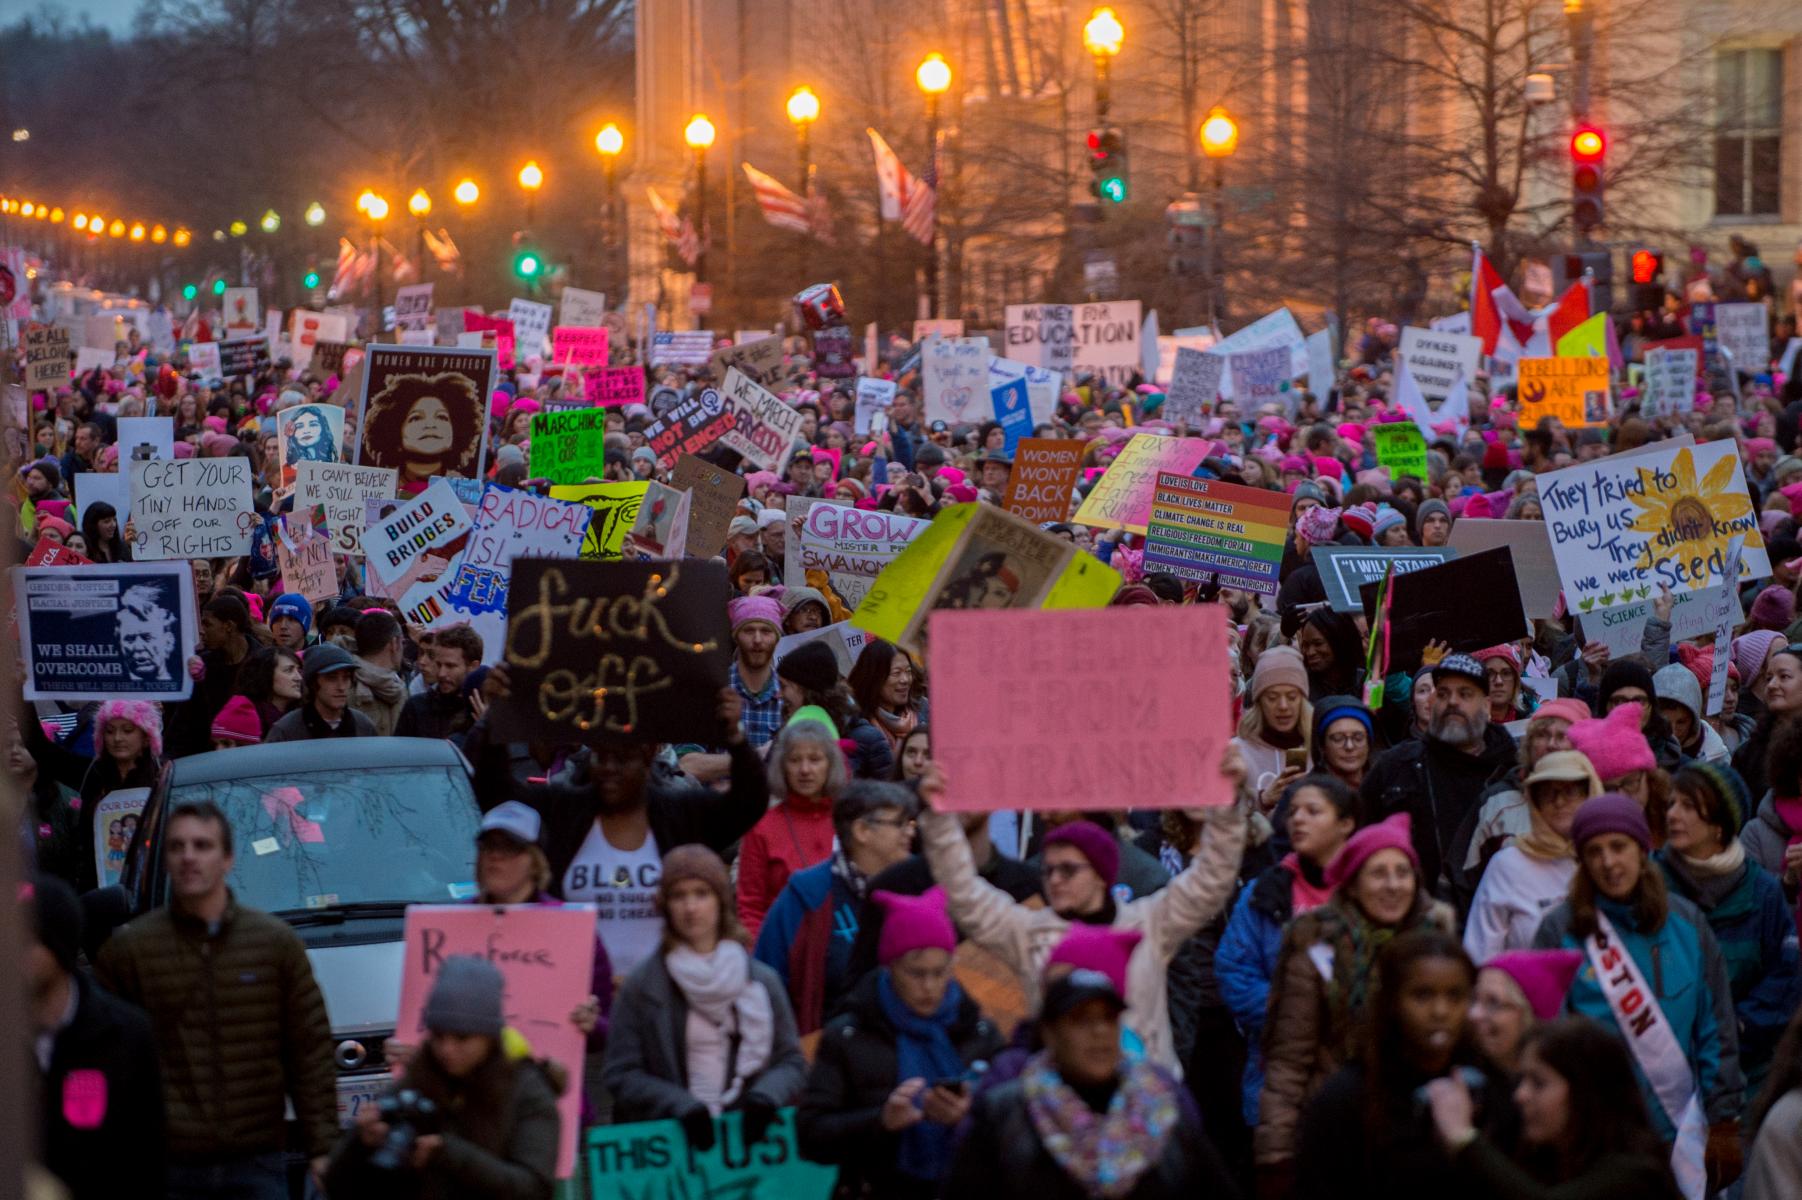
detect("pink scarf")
[1283,853,1332,915]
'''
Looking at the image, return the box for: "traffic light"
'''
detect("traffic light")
[211,278,226,296]
[1086,127,1128,203]
[302,269,321,290]
[1571,124,1605,233]
[514,248,542,279]
[181,283,197,301]
[1629,247,1665,311]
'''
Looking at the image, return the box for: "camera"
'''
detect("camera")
[367,1088,442,1172]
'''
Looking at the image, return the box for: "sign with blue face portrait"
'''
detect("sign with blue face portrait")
[14,561,197,701]
[353,344,497,494]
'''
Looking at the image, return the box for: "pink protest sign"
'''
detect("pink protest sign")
[395,904,596,1177]
[464,312,517,370]
[582,365,646,408]
[927,604,1235,811]
[552,326,610,368]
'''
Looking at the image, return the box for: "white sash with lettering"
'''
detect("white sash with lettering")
[1585,911,1707,1200]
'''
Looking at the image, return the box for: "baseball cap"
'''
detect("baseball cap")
[1040,967,1127,1023]
[1431,653,1487,687]
[300,643,358,684]
[477,801,542,847]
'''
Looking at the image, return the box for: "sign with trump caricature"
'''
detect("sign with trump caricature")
[354,345,497,495]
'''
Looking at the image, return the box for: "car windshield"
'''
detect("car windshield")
[167,764,480,913]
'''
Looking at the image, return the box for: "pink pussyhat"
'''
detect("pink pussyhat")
[872,888,956,965]
[1481,950,1583,1020]
[1045,925,1144,997]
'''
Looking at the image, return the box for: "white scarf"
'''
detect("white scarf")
[1584,910,1707,1200]
[1677,841,1745,879]
[665,941,774,1115]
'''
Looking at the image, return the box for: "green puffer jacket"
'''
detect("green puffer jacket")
[95,893,338,1162]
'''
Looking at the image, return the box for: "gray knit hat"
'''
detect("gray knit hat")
[423,956,506,1037]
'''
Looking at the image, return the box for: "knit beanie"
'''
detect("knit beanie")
[210,695,264,745]
[25,875,82,972]
[1529,697,1591,727]
[1652,663,1704,722]
[1250,645,1308,702]
[776,639,840,694]
[268,592,314,632]
[95,699,163,759]
[1564,704,1655,784]
[1291,481,1325,508]
[1598,660,1656,710]
[1414,498,1450,536]
[1370,506,1408,540]
[1045,925,1144,996]
[1042,820,1121,887]
[1750,585,1796,631]
[728,595,783,634]
[1678,762,1751,841]
[1312,696,1374,747]
[1569,792,1652,852]
[872,888,957,965]
[1295,505,1342,545]
[423,956,506,1036]
[1340,503,1378,541]
[657,844,733,915]
[1325,812,1419,892]
[1482,950,1583,1020]
[1473,644,1521,674]
[1732,629,1784,685]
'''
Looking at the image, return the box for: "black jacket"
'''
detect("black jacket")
[798,972,1004,1200]
[395,688,476,743]
[1361,726,1517,900]
[944,1069,1239,1200]
[37,971,166,1200]
[521,739,768,898]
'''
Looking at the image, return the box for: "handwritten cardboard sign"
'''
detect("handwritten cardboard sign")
[1641,348,1698,418]
[1143,473,1291,594]
[1228,345,1293,413]
[549,482,650,560]
[922,337,992,426]
[853,376,898,436]
[583,1112,835,1200]
[718,367,804,474]
[1536,439,1767,614]
[1002,438,1083,524]
[1071,300,1142,388]
[795,503,929,580]
[396,905,596,1177]
[669,454,746,559]
[1310,546,1456,612]
[25,325,71,390]
[1071,434,1211,534]
[293,462,398,557]
[16,561,195,701]
[560,287,606,328]
[710,334,784,385]
[275,520,338,606]
[490,558,730,744]
[1004,303,1075,372]
[581,365,645,408]
[1398,326,1483,401]
[507,298,553,357]
[928,605,1235,811]
[1370,424,1428,479]
[1518,356,1611,429]
[442,484,592,617]
[1164,348,1224,423]
[530,409,613,484]
[127,458,256,560]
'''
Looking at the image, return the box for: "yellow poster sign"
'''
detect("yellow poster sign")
[1518,356,1611,429]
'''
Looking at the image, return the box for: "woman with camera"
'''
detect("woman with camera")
[797,888,1003,1200]
[602,845,808,1147]
[326,956,561,1199]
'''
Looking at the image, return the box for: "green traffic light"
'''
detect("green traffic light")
[1099,176,1127,203]
[303,270,321,289]
[182,284,198,300]
[211,279,227,295]
[516,252,542,278]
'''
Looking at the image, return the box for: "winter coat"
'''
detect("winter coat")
[1449,1137,1681,1200]
[1463,846,1578,963]
[93,893,338,1162]
[351,656,406,735]
[25,715,161,893]
[1654,850,1799,1098]
[752,859,864,1034]
[918,806,1247,1073]
[601,949,807,1124]
[395,688,476,743]
[263,703,379,742]
[797,971,1004,1200]
[1747,1090,1802,1199]
[1734,718,1780,801]
[520,739,768,900]
[1531,895,1745,1138]
[845,850,1042,984]
[736,796,836,942]
[1361,726,1518,900]
[843,713,896,779]
[942,1068,1236,1200]
[36,971,166,1200]
[1740,793,1798,895]
[1255,892,1456,1166]
[326,1053,561,1200]
[1217,857,1314,1123]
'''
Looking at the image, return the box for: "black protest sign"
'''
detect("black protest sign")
[1359,546,1529,671]
[219,334,271,379]
[642,387,734,470]
[490,558,730,745]
[1311,546,1455,612]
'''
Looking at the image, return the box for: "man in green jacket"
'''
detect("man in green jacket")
[96,799,337,1199]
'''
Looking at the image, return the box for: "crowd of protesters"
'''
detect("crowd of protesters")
[14,274,1802,1200]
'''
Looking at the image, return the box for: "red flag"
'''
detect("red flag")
[1469,246,1535,356]
[1543,281,1590,350]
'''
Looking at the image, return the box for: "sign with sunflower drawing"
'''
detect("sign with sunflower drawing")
[1536,440,1768,614]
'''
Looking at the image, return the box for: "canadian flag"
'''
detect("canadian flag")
[1470,246,1536,360]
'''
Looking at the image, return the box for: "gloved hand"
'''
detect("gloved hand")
[1706,1120,1743,1191]
[680,1105,717,1153]
[739,1096,780,1144]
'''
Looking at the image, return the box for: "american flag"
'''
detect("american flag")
[741,161,811,235]
[867,127,935,246]
[646,186,701,266]
[328,236,371,300]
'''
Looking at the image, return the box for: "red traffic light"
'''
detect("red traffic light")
[1631,249,1661,284]
[1571,126,1605,161]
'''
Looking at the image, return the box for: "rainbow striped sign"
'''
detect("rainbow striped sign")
[1143,472,1292,594]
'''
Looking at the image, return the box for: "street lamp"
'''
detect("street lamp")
[684,114,716,283]
[408,189,432,284]
[260,209,281,234]
[362,192,390,323]
[595,124,625,294]
[915,53,951,317]
[454,178,479,207]
[787,87,821,280]
[409,189,432,219]
[518,160,543,226]
[305,202,326,227]
[1083,8,1124,119]
[1199,106,1239,326]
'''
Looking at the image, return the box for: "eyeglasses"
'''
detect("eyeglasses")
[859,814,914,831]
[1042,861,1092,881]
[1323,731,1367,748]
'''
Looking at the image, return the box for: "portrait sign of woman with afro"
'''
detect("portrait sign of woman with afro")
[354,345,497,494]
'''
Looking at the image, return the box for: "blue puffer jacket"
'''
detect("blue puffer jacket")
[1217,857,1322,1123]
[1654,849,1800,1101]
[1532,893,1745,1138]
